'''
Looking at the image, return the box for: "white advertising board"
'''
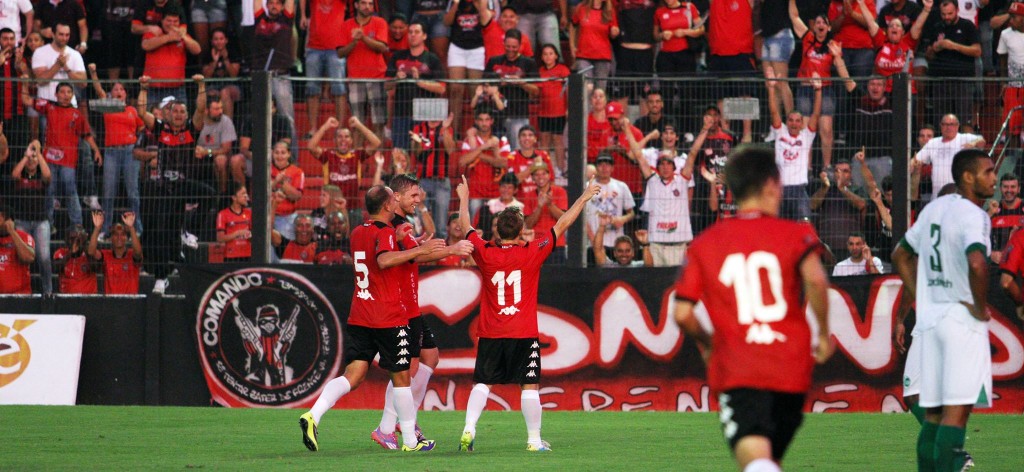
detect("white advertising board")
[0,314,86,405]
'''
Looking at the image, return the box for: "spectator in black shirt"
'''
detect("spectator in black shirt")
[925,0,981,129]
[10,140,52,293]
[387,20,446,151]
[485,28,538,149]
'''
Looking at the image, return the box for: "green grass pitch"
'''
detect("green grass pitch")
[2,406,1020,471]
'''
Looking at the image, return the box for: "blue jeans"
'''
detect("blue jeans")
[420,177,451,239]
[782,185,811,222]
[16,219,52,294]
[102,145,142,234]
[78,139,97,197]
[305,49,346,96]
[47,164,83,227]
[393,117,413,151]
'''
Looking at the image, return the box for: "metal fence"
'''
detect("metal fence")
[2,71,1022,294]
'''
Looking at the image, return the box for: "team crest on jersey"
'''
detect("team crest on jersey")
[196,268,343,407]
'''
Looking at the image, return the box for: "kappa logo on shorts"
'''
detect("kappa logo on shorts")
[526,370,537,378]
[398,339,410,346]
[528,361,538,368]
[196,268,343,408]
[398,348,409,356]
[398,329,408,337]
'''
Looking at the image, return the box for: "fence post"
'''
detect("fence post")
[891,72,912,244]
[567,72,587,268]
[251,72,272,264]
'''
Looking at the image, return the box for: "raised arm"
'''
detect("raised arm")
[138,75,155,130]
[766,67,783,128]
[87,63,107,99]
[911,0,933,40]
[857,0,879,37]
[807,77,823,132]
[552,180,601,238]
[789,0,808,38]
[457,175,473,233]
[829,41,857,93]
[351,116,382,151]
[309,117,339,158]
[191,75,207,128]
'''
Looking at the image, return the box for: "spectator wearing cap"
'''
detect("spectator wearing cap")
[478,172,524,241]
[587,152,636,257]
[53,223,99,294]
[523,161,569,264]
[506,125,554,201]
[628,123,696,266]
[998,3,1024,139]
[140,7,201,109]
[604,101,646,194]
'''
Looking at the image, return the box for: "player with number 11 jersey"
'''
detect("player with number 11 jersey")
[468,229,550,338]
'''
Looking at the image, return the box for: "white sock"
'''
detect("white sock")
[411,364,434,409]
[393,386,418,448]
[521,390,542,445]
[463,383,490,436]
[310,376,351,424]
[744,458,782,472]
[378,380,398,434]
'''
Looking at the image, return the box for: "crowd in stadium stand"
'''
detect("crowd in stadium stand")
[2,0,1024,294]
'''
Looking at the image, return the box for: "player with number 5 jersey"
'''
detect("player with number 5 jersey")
[455,174,601,453]
[674,146,833,472]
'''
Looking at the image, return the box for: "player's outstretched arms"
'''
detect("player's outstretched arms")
[380,225,447,268]
[553,180,602,239]
[800,253,834,364]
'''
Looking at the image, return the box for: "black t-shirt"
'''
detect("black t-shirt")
[13,170,48,221]
[760,0,793,37]
[849,88,893,157]
[153,119,201,182]
[634,115,677,149]
[448,0,486,49]
[387,49,446,117]
[617,0,657,45]
[36,0,87,42]
[877,0,922,30]
[926,18,979,77]
[486,54,538,117]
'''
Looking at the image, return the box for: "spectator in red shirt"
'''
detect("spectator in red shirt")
[586,87,611,162]
[271,141,306,240]
[309,116,383,225]
[537,44,570,173]
[483,6,534,61]
[87,64,144,238]
[0,204,36,294]
[790,0,837,168]
[388,14,410,59]
[20,81,102,232]
[523,162,569,264]
[860,0,930,93]
[339,0,390,137]
[570,0,619,90]
[605,101,645,194]
[216,183,253,262]
[506,125,554,200]
[459,106,511,220]
[653,0,703,77]
[300,0,349,137]
[828,0,877,81]
[53,224,98,294]
[140,7,201,109]
[87,211,143,294]
[706,0,756,142]
[10,141,51,293]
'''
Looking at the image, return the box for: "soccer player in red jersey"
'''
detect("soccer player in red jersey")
[0,205,36,295]
[53,224,99,294]
[1000,227,1024,321]
[456,175,600,453]
[673,146,833,472]
[87,211,143,295]
[300,184,446,453]
[371,174,474,449]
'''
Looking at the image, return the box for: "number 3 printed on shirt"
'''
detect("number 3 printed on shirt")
[719,252,787,324]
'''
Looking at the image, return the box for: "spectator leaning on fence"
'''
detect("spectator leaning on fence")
[53,224,98,294]
[766,67,822,222]
[913,113,985,200]
[989,173,1024,263]
[460,106,511,219]
[629,123,695,267]
[587,152,635,254]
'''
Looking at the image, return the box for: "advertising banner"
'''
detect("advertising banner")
[0,314,86,405]
[183,265,1024,412]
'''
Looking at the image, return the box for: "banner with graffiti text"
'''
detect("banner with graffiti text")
[182,265,1024,413]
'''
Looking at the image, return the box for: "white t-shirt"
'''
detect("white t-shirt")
[832,256,884,276]
[915,133,984,199]
[901,193,990,333]
[640,172,693,243]
[0,0,32,43]
[957,0,982,25]
[31,44,85,106]
[587,177,636,248]
[767,124,816,186]
[997,28,1024,88]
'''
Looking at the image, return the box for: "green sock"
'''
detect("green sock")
[935,425,967,472]
[909,404,926,425]
[917,422,939,472]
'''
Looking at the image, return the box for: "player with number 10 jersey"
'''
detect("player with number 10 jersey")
[674,215,824,393]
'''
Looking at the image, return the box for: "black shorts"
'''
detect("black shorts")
[473,337,541,385]
[538,116,566,134]
[343,324,413,372]
[707,53,758,99]
[407,315,437,358]
[612,46,656,101]
[718,389,806,461]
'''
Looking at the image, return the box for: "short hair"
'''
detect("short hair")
[163,6,184,19]
[389,173,420,195]
[881,175,893,192]
[56,82,74,93]
[501,5,518,15]
[920,124,937,134]
[294,213,313,225]
[940,0,958,9]
[475,105,495,118]
[389,13,408,23]
[938,183,958,196]
[495,206,524,240]
[614,235,634,249]
[704,105,721,116]
[724,145,780,202]
[0,28,15,37]
[322,184,342,197]
[230,181,247,196]
[408,20,427,34]
[518,125,536,137]
[1001,172,1019,184]
[834,158,852,168]
[364,185,392,216]
[498,172,519,187]
[951,149,990,188]
[848,232,866,242]
[54,22,72,32]
[211,27,229,38]
[504,28,522,42]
